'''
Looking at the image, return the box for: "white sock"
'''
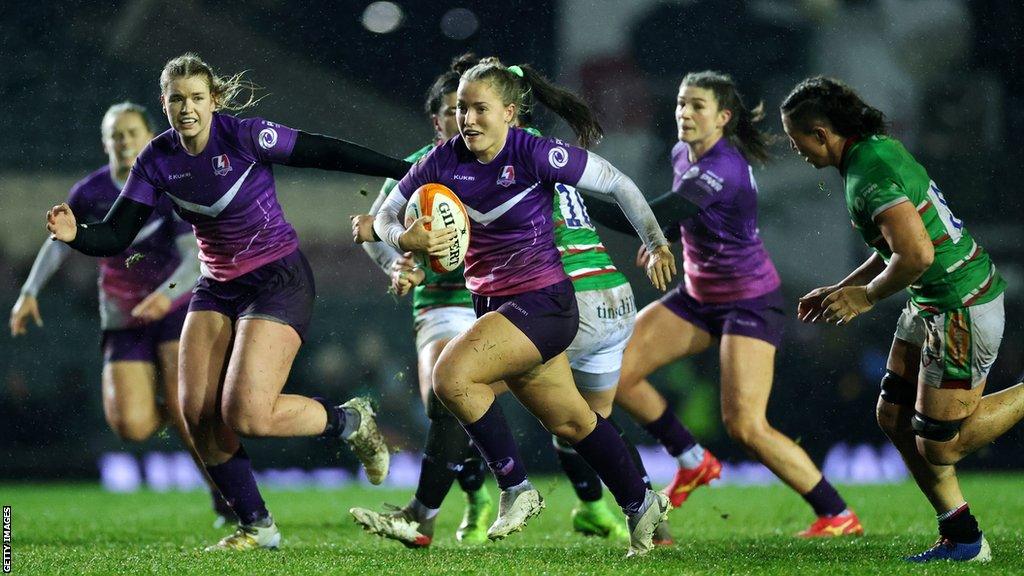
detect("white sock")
[676,444,705,469]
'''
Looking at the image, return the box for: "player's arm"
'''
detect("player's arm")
[48,196,154,257]
[818,201,933,325]
[285,132,412,180]
[582,189,696,242]
[10,238,73,335]
[357,183,407,274]
[574,151,675,290]
[131,231,202,323]
[864,201,934,302]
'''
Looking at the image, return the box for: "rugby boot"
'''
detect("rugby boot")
[340,397,390,485]
[204,518,281,551]
[456,488,492,543]
[626,490,671,558]
[350,504,434,548]
[797,510,864,538]
[486,485,544,540]
[906,534,991,563]
[662,449,721,508]
[571,499,628,540]
[653,517,674,546]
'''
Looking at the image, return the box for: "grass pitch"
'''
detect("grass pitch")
[3,474,1022,575]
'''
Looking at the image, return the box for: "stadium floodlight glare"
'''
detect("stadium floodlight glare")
[362,1,403,34]
[440,8,479,40]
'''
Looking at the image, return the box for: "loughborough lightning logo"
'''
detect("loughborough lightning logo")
[548,146,569,169]
[497,164,515,187]
[258,127,278,150]
[212,154,232,176]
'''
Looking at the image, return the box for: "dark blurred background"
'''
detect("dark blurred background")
[1,0,1021,482]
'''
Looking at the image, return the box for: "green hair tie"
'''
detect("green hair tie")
[507,65,524,78]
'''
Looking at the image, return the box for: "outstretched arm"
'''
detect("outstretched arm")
[48,196,154,257]
[582,189,697,242]
[11,238,73,335]
[574,151,676,290]
[285,132,411,180]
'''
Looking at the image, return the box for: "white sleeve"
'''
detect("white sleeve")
[361,187,405,274]
[575,151,668,251]
[20,238,72,297]
[372,185,408,251]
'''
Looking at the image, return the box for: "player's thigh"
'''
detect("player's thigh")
[102,360,160,425]
[579,385,617,418]
[620,301,712,385]
[507,353,595,437]
[418,338,449,410]
[436,311,544,387]
[221,317,302,415]
[719,334,776,425]
[416,306,476,408]
[915,298,1004,420]
[156,340,181,414]
[178,311,234,423]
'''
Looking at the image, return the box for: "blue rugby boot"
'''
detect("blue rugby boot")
[906,534,991,563]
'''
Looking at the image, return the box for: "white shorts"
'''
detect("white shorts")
[414,306,477,352]
[894,294,1004,390]
[566,282,636,392]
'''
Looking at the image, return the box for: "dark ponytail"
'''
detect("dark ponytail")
[424,53,480,115]
[681,71,773,165]
[781,76,887,138]
[462,57,604,149]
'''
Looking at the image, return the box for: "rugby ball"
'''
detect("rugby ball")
[405,183,470,273]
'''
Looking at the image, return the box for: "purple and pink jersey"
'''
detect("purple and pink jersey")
[67,166,192,329]
[671,139,780,303]
[396,127,588,296]
[122,113,300,282]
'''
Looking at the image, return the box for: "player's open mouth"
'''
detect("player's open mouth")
[119,149,136,159]
[178,118,197,127]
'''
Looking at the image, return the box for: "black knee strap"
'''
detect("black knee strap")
[880,370,916,407]
[911,412,964,442]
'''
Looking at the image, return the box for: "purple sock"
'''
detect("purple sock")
[461,402,528,490]
[205,446,269,525]
[210,488,235,518]
[572,414,647,513]
[802,477,847,517]
[643,406,697,457]
[313,397,347,437]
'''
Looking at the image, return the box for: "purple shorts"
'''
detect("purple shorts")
[102,303,188,363]
[473,279,579,363]
[189,249,316,341]
[660,286,785,348]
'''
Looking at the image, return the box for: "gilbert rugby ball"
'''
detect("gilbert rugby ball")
[405,183,470,273]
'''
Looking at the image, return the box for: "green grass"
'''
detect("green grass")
[3,474,1022,575]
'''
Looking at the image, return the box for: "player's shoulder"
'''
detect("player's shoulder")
[69,165,115,199]
[692,139,748,192]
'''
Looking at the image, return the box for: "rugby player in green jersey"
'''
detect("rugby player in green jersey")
[782,76,1024,563]
[350,55,670,548]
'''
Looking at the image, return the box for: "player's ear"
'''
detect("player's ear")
[504,103,516,124]
[813,125,829,145]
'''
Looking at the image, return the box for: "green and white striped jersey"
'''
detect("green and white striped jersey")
[843,135,1004,315]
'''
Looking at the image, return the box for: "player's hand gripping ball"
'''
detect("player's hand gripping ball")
[404,183,470,273]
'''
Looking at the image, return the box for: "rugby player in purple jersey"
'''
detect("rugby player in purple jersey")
[46,53,411,551]
[586,71,862,538]
[374,57,675,557]
[11,102,238,526]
